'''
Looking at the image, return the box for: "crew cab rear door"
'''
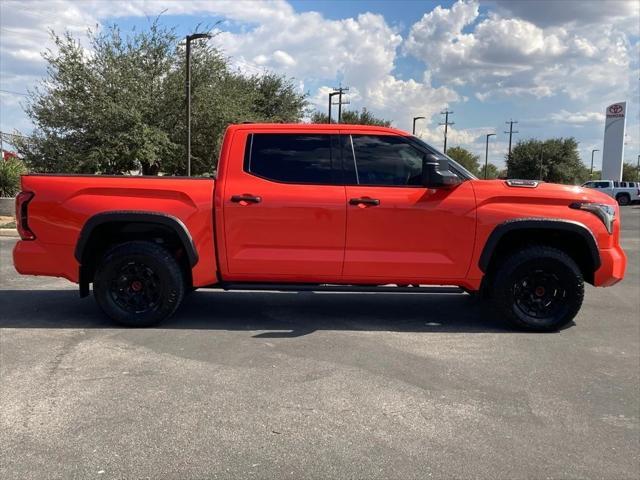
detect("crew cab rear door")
[222,130,346,280]
[341,132,476,282]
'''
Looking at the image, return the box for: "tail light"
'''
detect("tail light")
[15,191,35,240]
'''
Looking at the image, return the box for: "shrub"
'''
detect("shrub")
[0,158,27,197]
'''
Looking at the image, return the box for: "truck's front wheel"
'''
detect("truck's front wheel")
[94,241,185,327]
[492,246,584,332]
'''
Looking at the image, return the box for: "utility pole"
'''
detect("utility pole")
[439,110,454,153]
[332,86,349,123]
[637,154,640,181]
[328,92,339,123]
[590,149,599,179]
[504,120,518,176]
[484,133,496,179]
[539,144,544,181]
[185,32,211,176]
[412,116,425,135]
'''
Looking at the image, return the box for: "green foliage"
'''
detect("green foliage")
[446,146,481,176]
[483,162,500,179]
[17,21,308,175]
[311,108,391,127]
[622,162,640,182]
[507,138,589,184]
[0,158,27,197]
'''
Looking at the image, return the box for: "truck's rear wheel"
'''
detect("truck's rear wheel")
[492,246,584,332]
[616,193,630,206]
[93,241,185,327]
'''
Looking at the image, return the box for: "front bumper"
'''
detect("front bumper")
[594,244,626,287]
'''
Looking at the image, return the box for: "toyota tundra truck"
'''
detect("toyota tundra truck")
[13,123,626,331]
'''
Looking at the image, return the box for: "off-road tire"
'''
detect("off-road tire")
[94,241,185,327]
[492,246,584,332]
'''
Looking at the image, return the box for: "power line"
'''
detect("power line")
[0,89,29,96]
[1,131,32,151]
[439,109,454,153]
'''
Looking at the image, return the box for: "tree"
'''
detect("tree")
[446,146,481,176]
[16,21,308,175]
[484,163,500,179]
[310,108,391,127]
[507,138,589,184]
[622,162,640,182]
[0,157,27,197]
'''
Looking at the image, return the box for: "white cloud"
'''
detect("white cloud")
[211,9,465,131]
[0,0,638,164]
[547,110,605,125]
[492,0,640,28]
[405,0,638,102]
[0,0,459,133]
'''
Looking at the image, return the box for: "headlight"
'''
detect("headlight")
[569,202,616,234]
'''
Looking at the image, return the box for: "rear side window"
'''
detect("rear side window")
[245,133,337,184]
[350,135,423,186]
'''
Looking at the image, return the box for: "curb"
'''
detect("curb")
[0,228,18,238]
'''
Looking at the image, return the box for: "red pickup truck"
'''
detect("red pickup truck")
[13,123,626,331]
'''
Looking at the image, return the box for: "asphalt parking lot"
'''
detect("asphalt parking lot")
[1,208,639,479]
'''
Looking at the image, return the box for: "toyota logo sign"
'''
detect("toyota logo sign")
[608,104,623,114]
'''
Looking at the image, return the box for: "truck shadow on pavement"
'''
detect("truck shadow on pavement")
[0,289,566,334]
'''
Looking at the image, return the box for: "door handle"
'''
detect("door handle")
[231,194,262,204]
[349,197,380,206]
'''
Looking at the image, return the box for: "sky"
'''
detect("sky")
[0,0,638,169]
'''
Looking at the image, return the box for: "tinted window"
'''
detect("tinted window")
[594,181,610,188]
[614,181,620,187]
[620,182,627,187]
[351,135,423,186]
[246,134,336,184]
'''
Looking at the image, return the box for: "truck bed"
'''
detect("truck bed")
[13,174,218,286]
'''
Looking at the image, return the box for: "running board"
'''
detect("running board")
[209,283,465,294]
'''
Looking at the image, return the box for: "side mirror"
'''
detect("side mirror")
[422,154,462,188]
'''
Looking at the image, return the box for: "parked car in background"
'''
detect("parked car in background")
[582,180,640,206]
[13,124,627,332]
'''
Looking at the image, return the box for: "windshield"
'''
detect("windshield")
[408,136,478,180]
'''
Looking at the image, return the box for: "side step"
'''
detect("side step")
[210,283,465,294]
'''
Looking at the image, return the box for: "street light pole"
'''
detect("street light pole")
[484,133,495,179]
[590,149,600,179]
[186,33,211,176]
[636,154,639,182]
[412,116,425,135]
[539,144,544,181]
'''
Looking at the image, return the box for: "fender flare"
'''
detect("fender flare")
[478,218,600,272]
[74,211,199,267]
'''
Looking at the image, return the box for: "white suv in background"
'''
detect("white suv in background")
[582,180,640,206]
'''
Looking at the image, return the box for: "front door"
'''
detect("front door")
[223,131,346,281]
[342,133,476,282]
